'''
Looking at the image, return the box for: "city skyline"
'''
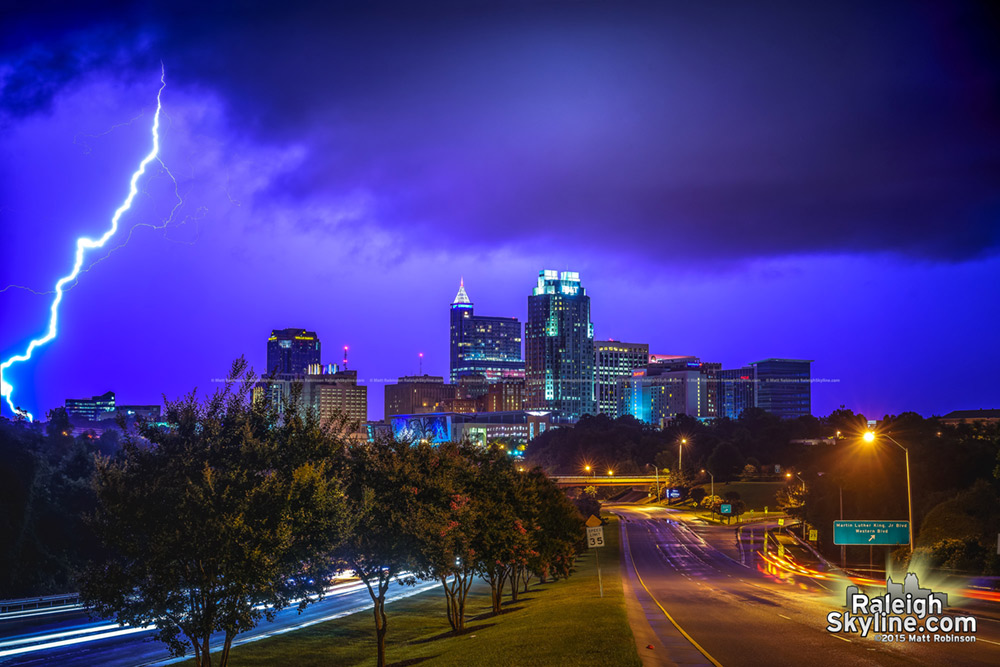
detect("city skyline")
[2,2,999,422]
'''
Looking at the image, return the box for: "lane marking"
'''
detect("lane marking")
[831,634,851,643]
[777,614,792,621]
[621,515,724,667]
[978,638,1000,647]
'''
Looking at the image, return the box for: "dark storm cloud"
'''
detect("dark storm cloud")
[4,0,999,262]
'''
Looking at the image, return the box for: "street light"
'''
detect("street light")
[701,468,714,500]
[678,437,687,476]
[863,430,915,553]
[584,464,592,477]
[607,469,614,477]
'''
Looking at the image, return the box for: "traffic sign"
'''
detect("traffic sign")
[585,515,602,528]
[777,518,785,526]
[587,525,605,548]
[720,503,732,515]
[809,529,818,542]
[833,520,909,545]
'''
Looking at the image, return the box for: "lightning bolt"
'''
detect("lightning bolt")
[0,65,168,421]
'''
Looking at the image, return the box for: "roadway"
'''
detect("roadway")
[0,577,438,666]
[611,503,1000,666]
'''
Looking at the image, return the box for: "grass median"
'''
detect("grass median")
[204,517,638,666]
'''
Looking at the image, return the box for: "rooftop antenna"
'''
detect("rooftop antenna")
[419,352,424,375]
[343,345,349,371]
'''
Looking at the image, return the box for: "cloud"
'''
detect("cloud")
[3,0,999,265]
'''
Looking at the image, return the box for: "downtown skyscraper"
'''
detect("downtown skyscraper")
[525,270,597,420]
[265,328,321,378]
[449,279,524,383]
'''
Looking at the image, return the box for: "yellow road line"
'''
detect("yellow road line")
[621,518,724,667]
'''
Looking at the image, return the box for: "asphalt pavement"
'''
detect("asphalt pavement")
[0,578,438,666]
[610,503,1000,667]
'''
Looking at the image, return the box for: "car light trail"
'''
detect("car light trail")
[0,65,167,421]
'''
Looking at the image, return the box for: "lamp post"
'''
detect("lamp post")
[701,468,714,501]
[584,464,592,477]
[678,438,687,477]
[863,431,915,554]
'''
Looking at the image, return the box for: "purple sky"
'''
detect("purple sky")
[2,1,999,421]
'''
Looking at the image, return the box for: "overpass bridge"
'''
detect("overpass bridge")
[550,475,660,488]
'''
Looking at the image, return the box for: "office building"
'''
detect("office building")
[449,280,524,383]
[595,340,649,417]
[484,376,526,412]
[716,359,812,419]
[525,270,597,421]
[752,358,812,419]
[718,367,756,419]
[383,375,458,420]
[266,328,321,378]
[257,367,367,437]
[618,363,707,426]
[65,391,115,422]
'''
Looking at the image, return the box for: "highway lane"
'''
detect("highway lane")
[0,578,438,666]
[612,504,1000,667]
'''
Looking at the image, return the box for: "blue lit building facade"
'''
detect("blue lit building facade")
[449,280,524,383]
[716,359,812,419]
[718,367,756,419]
[525,270,597,421]
[618,365,707,425]
[595,340,649,417]
[752,358,812,419]
[266,328,321,378]
[65,391,116,421]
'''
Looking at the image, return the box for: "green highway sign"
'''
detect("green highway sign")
[834,520,909,545]
[720,503,732,515]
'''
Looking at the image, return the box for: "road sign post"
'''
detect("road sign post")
[586,516,605,598]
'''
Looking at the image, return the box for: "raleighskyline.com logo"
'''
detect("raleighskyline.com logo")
[826,573,977,643]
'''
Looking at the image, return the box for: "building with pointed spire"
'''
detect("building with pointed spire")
[449,279,524,384]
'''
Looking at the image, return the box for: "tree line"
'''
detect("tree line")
[525,408,1000,574]
[1,359,586,667]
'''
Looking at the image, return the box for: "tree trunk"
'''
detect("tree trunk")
[441,576,459,632]
[456,573,471,630]
[509,567,520,602]
[374,596,388,667]
[489,566,507,615]
[201,634,212,667]
[219,633,234,667]
[522,569,531,594]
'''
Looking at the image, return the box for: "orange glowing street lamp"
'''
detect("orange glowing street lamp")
[863,430,914,553]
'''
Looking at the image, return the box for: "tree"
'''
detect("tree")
[82,359,349,667]
[333,437,431,667]
[689,487,707,506]
[412,442,480,633]
[707,441,744,479]
[573,486,601,519]
[470,447,526,615]
[524,468,584,586]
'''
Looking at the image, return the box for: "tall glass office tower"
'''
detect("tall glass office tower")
[266,328,321,378]
[449,279,524,383]
[525,270,597,421]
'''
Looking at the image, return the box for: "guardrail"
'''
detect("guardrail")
[0,593,80,615]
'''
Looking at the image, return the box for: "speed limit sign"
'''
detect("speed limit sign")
[587,525,605,548]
